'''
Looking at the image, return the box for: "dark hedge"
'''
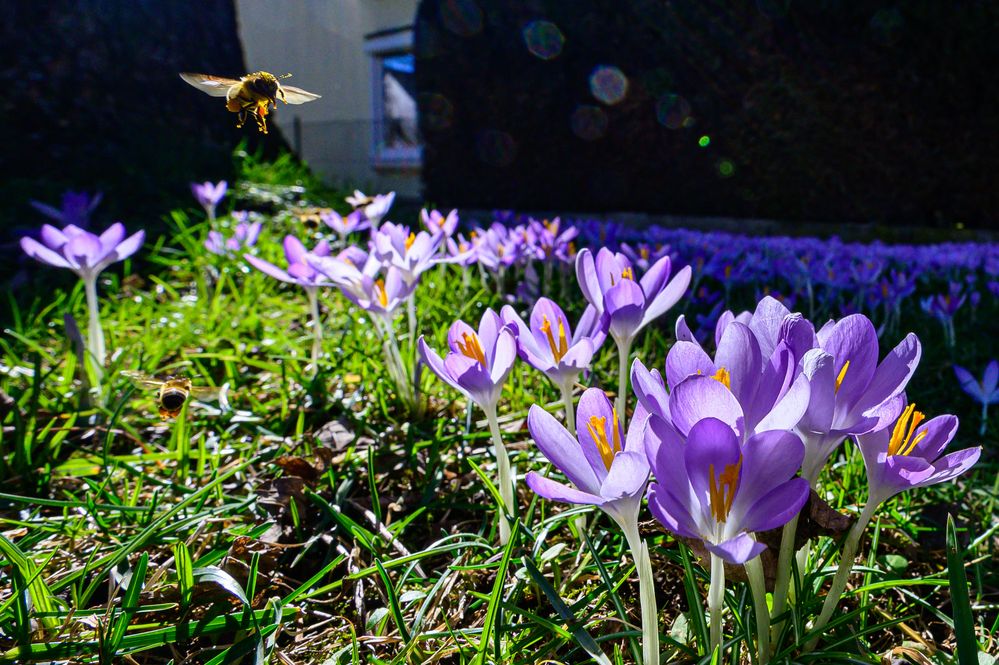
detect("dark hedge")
[0,0,284,235]
[415,0,999,229]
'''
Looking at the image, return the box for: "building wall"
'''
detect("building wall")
[235,0,420,198]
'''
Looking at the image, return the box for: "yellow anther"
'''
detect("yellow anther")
[640,247,650,260]
[375,279,388,307]
[621,267,634,281]
[708,458,742,523]
[887,403,927,457]
[540,315,569,363]
[457,331,487,367]
[712,367,731,390]
[405,233,416,250]
[586,407,623,470]
[724,265,733,279]
[835,360,851,393]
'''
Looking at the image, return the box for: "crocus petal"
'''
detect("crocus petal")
[575,388,618,482]
[489,327,517,384]
[245,254,297,284]
[575,249,602,311]
[40,224,68,249]
[731,429,804,522]
[747,296,792,361]
[478,308,503,360]
[99,222,126,254]
[740,477,810,533]
[632,358,669,420]
[714,322,762,404]
[447,319,479,355]
[675,314,696,343]
[638,255,671,301]
[106,230,145,264]
[984,360,999,397]
[854,333,921,417]
[647,413,689,491]
[418,336,470,399]
[909,414,959,462]
[664,341,715,391]
[639,265,692,330]
[605,279,645,341]
[669,375,745,437]
[953,365,982,401]
[444,353,494,405]
[753,372,810,434]
[821,314,879,408]
[705,532,767,564]
[599,450,649,500]
[527,405,601,494]
[283,235,309,265]
[684,417,742,504]
[64,233,101,269]
[916,447,982,488]
[648,483,700,539]
[20,237,72,269]
[525,471,604,506]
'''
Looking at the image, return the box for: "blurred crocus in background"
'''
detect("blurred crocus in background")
[205,218,262,256]
[30,190,103,229]
[954,360,998,434]
[526,388,658,665]
[20,222,144,377]
[191,180,227,223]
[421,208,459,238]
[418,310,518,543]
[346,189,395,226]
[245,236,332,374]
[321,209,369,245]
[576,247,692,417]
[501,297,606,435]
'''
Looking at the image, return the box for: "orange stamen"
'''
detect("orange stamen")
[586,406,623,470]
[887,403,928,457]
[540,315,569,363]
[708,458,742,523]
[457,331,487,367]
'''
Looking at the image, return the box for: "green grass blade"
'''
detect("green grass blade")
[947,514,980,664]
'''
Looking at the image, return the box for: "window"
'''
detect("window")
[365,28,421,169]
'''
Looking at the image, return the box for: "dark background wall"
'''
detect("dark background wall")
[0,0,283,235]
[416,0,999,229]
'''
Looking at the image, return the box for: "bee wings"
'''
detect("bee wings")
[179,73,241,98]
[281,85,322,104]
[121,370,164,390]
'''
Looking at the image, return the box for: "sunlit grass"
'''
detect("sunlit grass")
[0,190,995,664]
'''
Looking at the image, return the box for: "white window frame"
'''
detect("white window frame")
[364,29,421,170]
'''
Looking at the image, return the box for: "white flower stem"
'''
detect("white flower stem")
[83,276,105,378]
[708,552,726,662]
[560,380,576,437]
[621,519,659,665]
[744,554,770,665]
[407,295,417,348]
[805,501,878,651]
[769,513,799,644]
[615,337,633,420]
[981,403,989,436]
[485,404,514,546]
[306,287,323,375]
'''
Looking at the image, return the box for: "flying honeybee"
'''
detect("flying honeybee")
[122,371,230,419]
[179,71,321,134]
[293,206,333,231]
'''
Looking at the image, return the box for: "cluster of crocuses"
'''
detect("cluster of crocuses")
[418,235,980,662]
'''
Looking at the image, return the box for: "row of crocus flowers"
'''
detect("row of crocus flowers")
[19,186,984,663]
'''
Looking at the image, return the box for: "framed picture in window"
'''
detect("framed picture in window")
[365,28,421,169]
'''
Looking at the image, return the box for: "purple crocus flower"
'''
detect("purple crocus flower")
[340,267,416,327]
[421,208,459,238]
[645,415,809,564]
[244,236,332,288]
[205,221,262,256]
[30,191,103,228]
[191,180,227,221]
[810,406,980,640]
[501,298,606,433]
[346,190,395,226]
[526,388,661,663]
[372,222,444,286]
[857,406,981,508]
[21,222,144,369]
[954,360,999,434]
[526,388,650,525]
[576,247,692,416]
[417,309,517,413]
[321,209,369,242]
